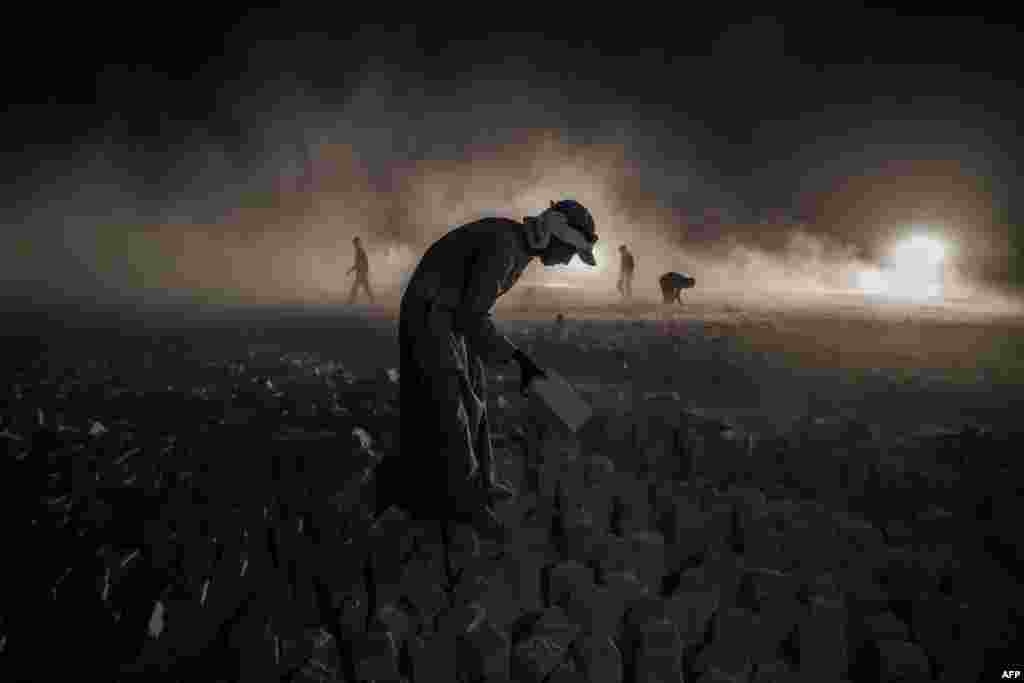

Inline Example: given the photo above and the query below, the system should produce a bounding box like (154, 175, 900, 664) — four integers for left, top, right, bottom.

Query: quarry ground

(121, 288, 1022, 439)
(13, 287, 1023, 440)
(4, 290, 1022, 681)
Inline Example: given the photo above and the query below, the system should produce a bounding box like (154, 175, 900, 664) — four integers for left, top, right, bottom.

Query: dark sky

(2, 11, 1021, 303)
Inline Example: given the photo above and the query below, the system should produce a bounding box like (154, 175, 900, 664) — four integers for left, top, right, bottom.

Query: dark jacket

(402, 217, 533, 367)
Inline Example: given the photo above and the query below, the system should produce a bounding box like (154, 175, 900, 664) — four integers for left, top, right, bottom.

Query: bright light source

(856, 233, 949, 301)
(855, 268, 888, 295)
(885, 268, 943, 301)
(892, 234, 946, 267)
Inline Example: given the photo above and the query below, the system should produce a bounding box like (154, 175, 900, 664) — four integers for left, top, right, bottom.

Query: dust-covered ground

(4, 290, 1023, 681)
(23, 286, 1020, 439)
(245, 289, 1024, 429)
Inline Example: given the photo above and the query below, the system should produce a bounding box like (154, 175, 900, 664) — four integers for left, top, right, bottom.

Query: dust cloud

(2, 59, 1019, 318)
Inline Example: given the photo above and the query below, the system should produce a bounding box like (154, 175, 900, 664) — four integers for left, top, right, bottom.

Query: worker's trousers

(348, 273, 375, 304)
(617, 272, 634, 298)
(390, 295, 494, 519)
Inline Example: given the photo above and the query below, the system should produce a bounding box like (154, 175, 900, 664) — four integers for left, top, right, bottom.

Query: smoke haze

(2, 31, 1017, 312)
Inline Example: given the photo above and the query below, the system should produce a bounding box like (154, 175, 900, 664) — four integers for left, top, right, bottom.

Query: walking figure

(347, 236, 375, 304)
(617, 245, 635, 300)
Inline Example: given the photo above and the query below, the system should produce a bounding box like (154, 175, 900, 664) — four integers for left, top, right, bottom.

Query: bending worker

(375, 199, 599, 540)
(659, 271, 696, 304)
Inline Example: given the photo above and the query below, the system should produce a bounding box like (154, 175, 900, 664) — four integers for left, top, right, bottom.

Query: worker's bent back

(659, 272, 696, 302)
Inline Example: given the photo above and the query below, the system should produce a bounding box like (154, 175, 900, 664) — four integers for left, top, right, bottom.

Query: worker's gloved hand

(514, 348, 547, 395)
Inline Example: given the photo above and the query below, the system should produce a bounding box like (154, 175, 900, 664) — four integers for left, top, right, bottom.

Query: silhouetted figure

(347, 236, 374, 304)
(659, 271, 696, 304)
(375, 199, 598, 541)
(617, 245, 635, 299)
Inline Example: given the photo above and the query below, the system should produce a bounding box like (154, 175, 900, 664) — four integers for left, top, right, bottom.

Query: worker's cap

(547, 199, 598, 266)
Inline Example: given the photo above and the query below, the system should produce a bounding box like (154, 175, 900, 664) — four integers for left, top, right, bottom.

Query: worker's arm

(454, 247, 520, 366)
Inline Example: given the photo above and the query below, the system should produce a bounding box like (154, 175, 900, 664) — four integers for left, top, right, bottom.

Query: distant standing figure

(347, 236, 375, 304)
(617, 245, 635, 299)
(659, 271, 696, 304)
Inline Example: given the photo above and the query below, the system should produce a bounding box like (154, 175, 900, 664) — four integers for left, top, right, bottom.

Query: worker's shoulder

(456, 216, 523, 244)
(461, 216, 522, 232)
